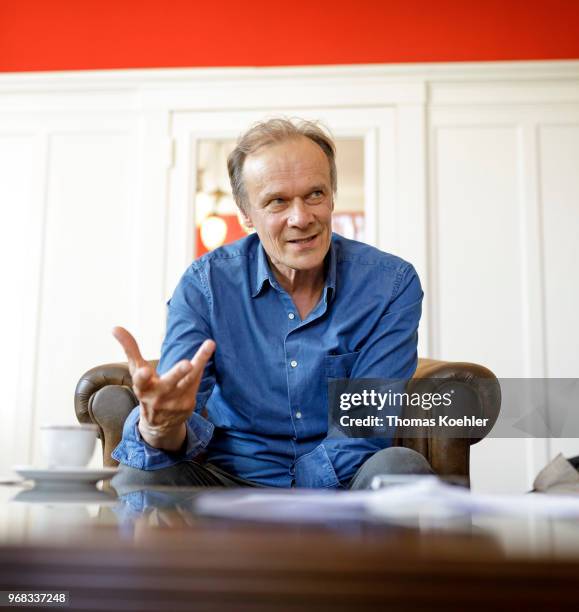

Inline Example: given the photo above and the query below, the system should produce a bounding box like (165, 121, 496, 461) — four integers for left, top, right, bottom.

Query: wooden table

(1, 484, 579, 611)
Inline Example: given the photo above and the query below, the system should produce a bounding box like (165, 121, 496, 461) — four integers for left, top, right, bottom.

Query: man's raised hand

(112, 326, 215, 450)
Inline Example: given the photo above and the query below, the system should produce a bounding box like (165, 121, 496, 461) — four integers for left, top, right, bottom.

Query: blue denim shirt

(112, 233, 422, 488)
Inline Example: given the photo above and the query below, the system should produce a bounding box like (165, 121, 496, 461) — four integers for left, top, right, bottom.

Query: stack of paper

(194, 476, 579, 524)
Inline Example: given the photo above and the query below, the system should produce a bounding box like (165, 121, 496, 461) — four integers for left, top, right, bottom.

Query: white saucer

(13, 465, 117, 489)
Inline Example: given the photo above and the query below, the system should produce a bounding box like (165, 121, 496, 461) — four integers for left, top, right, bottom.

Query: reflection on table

(2, 481, 579, 611)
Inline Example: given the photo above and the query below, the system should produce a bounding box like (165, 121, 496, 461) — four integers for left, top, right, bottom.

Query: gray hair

(227, 117, 337, 214)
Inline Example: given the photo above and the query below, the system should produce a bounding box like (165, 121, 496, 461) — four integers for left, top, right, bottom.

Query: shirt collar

(250, 235, 338, 299)
(251, 241, 275, 297)
(324, 236, 337, 302)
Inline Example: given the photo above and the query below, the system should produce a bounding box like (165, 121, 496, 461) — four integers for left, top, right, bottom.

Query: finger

(175, 368, 198, 391)
(159, 359, 193, 389)
(176, 340, 215, 391)
(132, 365, 156, 393)
(190, 339, 216, 370)
(112, 326, 147, 371)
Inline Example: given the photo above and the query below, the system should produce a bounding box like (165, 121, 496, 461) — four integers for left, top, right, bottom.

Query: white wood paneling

(540, 122, 579, 378)
(428, 101, 579, 491)
(429, 115, 532, 493)
(0, 61, 577, 490)
(0, 113, 140, 471)
(0, 134, 37, 470)
(395, 103, 429, 356)
(539, 119, 579, 462)
(431, 123, 525, 374)
(31, 128, 134, 462)
(129, 109, 174, 358)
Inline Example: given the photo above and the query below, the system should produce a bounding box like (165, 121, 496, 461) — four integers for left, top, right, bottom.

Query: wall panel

(31, 128, 135, 464)
(539, 121, 579, 461)
(540, 124, 579, 378)
(0, 134, 36, 471)
(433, 125, 525, 375)
(430, 119, 532, 492)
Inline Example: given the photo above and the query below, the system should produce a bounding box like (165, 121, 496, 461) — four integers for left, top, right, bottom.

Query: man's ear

(239, 206, 254, 229)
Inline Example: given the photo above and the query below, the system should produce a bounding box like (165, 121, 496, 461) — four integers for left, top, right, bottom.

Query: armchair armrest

(397, 358, 501, 484)
(74, 361, 158, 467)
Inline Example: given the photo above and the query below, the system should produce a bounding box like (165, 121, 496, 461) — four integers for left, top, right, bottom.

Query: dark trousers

(112, 446, 433, 495)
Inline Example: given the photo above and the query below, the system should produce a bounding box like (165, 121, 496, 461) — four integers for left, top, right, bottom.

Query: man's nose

(287, 198, 314, 227)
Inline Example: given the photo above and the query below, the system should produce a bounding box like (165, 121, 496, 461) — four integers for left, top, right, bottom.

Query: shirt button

(290, 360, 298, 368)
(288, 313, 295, 320)
(295, 411, 302, 419)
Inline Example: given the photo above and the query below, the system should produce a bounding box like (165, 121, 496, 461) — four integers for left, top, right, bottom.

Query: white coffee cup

(40, 424, 98, 468)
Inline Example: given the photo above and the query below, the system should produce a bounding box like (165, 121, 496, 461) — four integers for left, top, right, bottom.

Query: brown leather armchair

(75, 358, 500, 485)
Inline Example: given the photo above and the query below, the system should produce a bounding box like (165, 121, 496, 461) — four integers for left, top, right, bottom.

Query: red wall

(195, 216, 247, 258)
(1, 0, 579, 73)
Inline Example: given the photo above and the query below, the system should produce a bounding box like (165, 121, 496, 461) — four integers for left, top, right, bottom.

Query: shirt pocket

(324, 351, 359, 379)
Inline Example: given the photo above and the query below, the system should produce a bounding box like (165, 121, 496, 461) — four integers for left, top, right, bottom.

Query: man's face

(240, 136, 334, 278)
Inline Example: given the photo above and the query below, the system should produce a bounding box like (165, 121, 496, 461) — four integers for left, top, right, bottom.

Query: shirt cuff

(294, 444, 341, 489)
(111, 405, 214, 470)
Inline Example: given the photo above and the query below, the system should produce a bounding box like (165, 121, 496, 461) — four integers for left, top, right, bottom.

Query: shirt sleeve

(112, 263, 217, 470)
(294, 262, 423, 488)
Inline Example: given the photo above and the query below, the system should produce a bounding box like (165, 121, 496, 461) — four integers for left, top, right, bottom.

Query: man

(112, 118, 432, 490)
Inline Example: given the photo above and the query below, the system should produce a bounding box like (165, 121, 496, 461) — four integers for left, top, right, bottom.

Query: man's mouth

(287, 234, 318, 245)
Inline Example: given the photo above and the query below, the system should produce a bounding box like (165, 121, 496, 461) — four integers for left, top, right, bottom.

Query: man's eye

(309, 190, 323, 199)
(269, 198, 285, 207)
